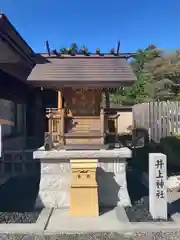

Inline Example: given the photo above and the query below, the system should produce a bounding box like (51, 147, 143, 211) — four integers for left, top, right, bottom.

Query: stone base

(35, 160, 70, 208)
(35, 149, 131, 208)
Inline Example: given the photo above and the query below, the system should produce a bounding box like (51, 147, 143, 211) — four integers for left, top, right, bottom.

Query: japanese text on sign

(155, 159, 165, 199)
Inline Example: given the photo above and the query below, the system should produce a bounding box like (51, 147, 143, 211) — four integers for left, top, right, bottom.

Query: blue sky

(1, 0, 180, 53)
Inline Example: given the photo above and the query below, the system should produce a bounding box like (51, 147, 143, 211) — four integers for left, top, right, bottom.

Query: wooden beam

(58, 89, 62, 109)
(47, 114, 53, 150)
(100, 108, 104, 144)
(105, 89, 110, 108)
(60, 108, 65, 145)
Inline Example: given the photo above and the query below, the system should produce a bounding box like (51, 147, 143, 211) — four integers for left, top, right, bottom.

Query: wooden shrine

(45, 88, 107, 148)
(27, 43, 136, 149)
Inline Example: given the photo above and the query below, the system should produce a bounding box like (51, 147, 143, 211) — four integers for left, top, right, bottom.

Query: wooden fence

(132, 101, 180, 142)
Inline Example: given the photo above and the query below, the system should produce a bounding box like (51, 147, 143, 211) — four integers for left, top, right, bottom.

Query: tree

(111, 45, 162, 105)
(145, 50, 180, 100)
(58, 43, 180, 103)
(131, 45, 162, 73)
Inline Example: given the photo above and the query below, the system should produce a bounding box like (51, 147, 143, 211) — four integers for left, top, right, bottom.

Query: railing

(45, 108, 65, 145)
(46, 108, 70, 117)
(45, 108, 106, 147)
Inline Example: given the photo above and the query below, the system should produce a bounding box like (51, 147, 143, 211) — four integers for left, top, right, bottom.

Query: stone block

(40, 161, 70, 174)
(39, 174, 70, 191)
(36, 190, 69, 208)
(98, 159, 126, 173)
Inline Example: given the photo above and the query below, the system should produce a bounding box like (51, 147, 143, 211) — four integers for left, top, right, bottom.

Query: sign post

(149, 153, 167, 220)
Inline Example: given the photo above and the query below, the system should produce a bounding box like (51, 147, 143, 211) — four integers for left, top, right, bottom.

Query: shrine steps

(70, 117, 101, 133)
(64, 130, 104, 145)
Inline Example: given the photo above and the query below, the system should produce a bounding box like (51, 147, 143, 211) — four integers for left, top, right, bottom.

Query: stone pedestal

(70, 159, 99, 216)
(97, 159, 131, 207)
(35, 160, 70, 208)
(34, 148, 132, 208)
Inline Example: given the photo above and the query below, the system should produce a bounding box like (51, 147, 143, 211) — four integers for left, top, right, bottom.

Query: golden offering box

(70, 159, 99, 216)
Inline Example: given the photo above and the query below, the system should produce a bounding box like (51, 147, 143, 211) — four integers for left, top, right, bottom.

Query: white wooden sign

(149, 153, 167, 219)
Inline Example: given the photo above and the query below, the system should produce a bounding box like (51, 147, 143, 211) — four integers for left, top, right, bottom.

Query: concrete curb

(0, 223, 179, 235)
(43, 222, 180, 234)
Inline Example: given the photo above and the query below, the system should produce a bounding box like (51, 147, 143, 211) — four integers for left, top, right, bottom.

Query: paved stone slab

(36, 208, 53, 229)
(116, 206, 129, 222)
(46, 208, 125, 232)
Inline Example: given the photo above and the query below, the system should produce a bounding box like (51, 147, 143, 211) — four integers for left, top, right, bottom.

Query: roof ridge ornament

(46, 40, 51, 56)
(116, 40, 120, 55)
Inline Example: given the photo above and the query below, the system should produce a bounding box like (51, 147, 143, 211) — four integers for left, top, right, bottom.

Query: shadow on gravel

(168, 198, 180, 216)
(0, 161, 40, 212)
(126, 164, 149, 204)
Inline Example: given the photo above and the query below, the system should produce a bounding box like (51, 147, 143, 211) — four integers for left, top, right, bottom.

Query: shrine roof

(0, 13, 137, 87)
(27, 54, 137, 88)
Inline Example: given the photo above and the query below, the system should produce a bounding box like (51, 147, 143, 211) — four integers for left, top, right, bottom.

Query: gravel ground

(0, 175, 40, 210)
(125, 196, 172, 222)
(0, 170, 41, 223)
(2, 232, 180, 240)
(133, 231, 180, 240)
(0, 211, 41, 223)
(126, 165, 172, 222)
(0, 233, 133, 240)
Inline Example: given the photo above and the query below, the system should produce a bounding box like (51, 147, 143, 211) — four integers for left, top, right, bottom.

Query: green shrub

(160, 136, 180, 166)
(173, 132, 180, 139)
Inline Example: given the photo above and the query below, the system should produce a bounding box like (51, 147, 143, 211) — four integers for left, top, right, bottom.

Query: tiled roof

(27, 56, 136, 87)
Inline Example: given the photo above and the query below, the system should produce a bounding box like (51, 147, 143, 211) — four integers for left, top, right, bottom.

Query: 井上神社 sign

(149, 153, 167, 220)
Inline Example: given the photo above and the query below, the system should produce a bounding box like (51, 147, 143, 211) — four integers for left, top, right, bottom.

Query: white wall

(117, 111, 133, 134)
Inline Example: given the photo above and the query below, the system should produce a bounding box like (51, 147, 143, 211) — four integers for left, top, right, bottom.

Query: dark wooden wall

(0, 70, 28, 103)
(0, 70, 44, 147)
